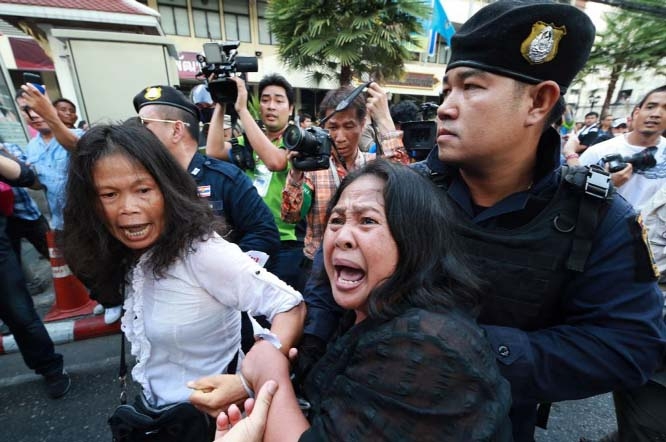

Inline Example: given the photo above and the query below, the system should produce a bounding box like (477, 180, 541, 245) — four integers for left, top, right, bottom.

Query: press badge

(197, 185, 211, 198)
(253, 164, 272, 197)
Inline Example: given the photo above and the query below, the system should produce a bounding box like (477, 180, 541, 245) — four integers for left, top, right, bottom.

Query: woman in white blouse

(62, 124, 304, 412)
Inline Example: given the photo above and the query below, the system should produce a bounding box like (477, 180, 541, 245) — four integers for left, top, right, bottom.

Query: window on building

(158, 0, 191, 36)
(192, 0, 222, 39)
(257, 0, 276, 45)
(223, 0, 251, 42)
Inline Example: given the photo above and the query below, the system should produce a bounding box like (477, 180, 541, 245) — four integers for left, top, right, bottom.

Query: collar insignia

(521, 21, 566, 65)
(144, 87, 162, 101)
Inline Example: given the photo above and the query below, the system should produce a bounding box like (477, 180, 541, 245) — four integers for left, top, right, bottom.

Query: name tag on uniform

(197, 185, 211, 198)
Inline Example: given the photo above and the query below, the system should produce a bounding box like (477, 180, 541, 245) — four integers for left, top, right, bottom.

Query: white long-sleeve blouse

(120, 233, 303, 406)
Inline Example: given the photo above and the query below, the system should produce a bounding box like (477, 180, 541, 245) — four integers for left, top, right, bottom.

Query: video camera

(283, 125, 332, 172)
(401, 102, 439, 160)
(602, 146, 658, 173)
(197, 41, 258, 104)
(401, 121, 437, 151)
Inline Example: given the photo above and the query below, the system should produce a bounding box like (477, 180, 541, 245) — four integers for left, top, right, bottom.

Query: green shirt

(237, 135, 297, 242)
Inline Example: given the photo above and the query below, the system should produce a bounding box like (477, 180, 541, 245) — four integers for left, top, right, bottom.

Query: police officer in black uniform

(299, 1, 666, 441)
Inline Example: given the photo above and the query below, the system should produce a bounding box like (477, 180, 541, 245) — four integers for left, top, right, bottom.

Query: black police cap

(133, 85, 201, 120)
(446, 0, 595, 94)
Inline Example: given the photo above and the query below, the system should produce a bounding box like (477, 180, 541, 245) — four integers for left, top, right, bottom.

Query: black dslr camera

(602, 146, 657, 173)
(197, 41, 258, 104)
(283, 125, 332, 171)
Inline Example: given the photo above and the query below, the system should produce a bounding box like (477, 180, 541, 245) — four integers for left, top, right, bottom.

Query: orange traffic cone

(44, 230, 97, 322)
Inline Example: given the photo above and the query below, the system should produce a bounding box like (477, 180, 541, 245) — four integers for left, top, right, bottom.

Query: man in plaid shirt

(281, 83, 408, 286)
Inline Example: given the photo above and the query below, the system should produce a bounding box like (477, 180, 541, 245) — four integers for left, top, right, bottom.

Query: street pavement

(0, 241, 618, 441)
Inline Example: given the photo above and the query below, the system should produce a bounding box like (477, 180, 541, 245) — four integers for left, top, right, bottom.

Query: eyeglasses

(138, 116, 190, 127)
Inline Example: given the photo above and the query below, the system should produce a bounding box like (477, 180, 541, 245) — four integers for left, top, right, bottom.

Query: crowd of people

(1, 0, 666, 441)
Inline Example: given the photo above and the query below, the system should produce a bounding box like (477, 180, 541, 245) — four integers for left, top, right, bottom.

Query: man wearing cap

(133, 85, 280, 260)
(282, 1, 666, 441)
(611, 117, 629, 137)
(419, 2, 666, 440)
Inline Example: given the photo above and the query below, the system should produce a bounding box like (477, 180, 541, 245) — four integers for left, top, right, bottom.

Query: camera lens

(284, 125, 303, 150)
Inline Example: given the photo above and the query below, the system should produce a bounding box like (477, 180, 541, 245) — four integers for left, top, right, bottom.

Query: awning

(9, 37, 54, 71)
(177, 51, 202, 81)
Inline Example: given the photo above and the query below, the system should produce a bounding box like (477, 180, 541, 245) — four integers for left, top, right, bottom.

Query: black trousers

(6, 215, 49, 263)
(0, 216, 62, 377)
(614, 380, 666, 442)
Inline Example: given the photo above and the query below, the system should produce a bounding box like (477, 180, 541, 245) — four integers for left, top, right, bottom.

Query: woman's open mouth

(334, 264, 366, 288)
(121, 224, 150, 240)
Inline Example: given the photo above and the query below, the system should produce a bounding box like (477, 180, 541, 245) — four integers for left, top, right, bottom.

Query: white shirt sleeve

(186, 234, 303, 322)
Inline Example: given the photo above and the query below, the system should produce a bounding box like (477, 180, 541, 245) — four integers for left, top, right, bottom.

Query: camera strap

(330, 159, 341, 188)
(230, 136, 255, 171)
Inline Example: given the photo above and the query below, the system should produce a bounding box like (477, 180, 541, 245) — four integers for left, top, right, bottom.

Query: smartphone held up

(22, 72, 46, 94)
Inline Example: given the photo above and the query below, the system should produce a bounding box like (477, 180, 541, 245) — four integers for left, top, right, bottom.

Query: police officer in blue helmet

(415, 0, 666, 440)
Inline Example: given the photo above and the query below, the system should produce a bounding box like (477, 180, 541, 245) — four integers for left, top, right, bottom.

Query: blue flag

(427, 0, 455, 56)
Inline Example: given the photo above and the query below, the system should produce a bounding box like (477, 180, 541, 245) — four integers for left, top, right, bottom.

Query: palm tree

(580, 2, 666, 115)
(267, 0, 430, 86)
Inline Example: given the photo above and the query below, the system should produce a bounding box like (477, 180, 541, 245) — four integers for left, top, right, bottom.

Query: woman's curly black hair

(63, 123, 225, 303)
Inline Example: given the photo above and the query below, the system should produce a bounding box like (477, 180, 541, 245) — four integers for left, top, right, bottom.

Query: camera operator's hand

(609, 162, 633, 188)
(286, 151, 307, 175)
(230, 76, 248, 115)
(365, 82, 395, 135)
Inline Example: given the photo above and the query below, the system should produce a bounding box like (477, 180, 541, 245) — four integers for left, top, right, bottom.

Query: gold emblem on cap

(520, 22, 566, 65)
(144, 87, 162, 101)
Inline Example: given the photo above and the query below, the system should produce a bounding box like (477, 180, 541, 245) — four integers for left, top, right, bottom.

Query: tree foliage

(579, 0, 666, 114)
(266, 0, 430, 86)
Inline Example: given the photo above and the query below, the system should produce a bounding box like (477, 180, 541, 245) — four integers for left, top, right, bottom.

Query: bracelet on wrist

(238, 373, 255, 399)
(564, 153, 579, 160)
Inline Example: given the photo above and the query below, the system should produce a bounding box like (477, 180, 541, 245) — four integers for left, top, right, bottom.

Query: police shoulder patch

(520, 21, 567, 65)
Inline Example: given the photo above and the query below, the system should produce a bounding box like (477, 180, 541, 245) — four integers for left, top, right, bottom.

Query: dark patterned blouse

(299, 308, 513, 441)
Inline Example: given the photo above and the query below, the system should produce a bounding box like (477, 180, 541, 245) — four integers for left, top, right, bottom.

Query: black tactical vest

(417, 164, 612, 331)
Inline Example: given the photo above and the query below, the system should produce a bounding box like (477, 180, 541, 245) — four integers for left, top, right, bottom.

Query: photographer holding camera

(281, 83, 408, 284)
(206, 72, 304, 290)
(579, 85, 666, 213)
